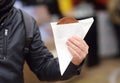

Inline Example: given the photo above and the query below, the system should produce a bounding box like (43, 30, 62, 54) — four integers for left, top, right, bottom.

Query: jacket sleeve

(25, 19, 84, 82)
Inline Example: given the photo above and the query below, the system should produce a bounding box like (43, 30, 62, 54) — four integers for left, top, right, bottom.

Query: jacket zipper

(3, 29, 8, 60)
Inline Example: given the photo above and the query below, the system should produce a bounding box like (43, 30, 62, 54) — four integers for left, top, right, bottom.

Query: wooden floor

(24, 57, 120, 83)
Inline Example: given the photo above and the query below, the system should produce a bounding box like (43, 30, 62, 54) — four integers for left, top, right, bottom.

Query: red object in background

(95, 0, 109, 10)
(96, 0, 109, 5)
(72, 0, 81, 6)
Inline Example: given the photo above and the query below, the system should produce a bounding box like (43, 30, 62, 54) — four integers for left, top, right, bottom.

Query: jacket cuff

(69, 60, 85, 75)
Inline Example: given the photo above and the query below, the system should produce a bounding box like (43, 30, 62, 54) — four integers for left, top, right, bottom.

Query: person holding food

(0, 0, 89, 83)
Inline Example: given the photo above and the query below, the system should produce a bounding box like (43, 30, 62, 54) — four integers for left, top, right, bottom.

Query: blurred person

(85, 0, 110, 67)
(0, 0, 89, 83)
(107, 0, 120, 58)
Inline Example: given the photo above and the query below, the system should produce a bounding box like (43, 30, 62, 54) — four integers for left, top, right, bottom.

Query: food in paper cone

(57, 17, 78, 25)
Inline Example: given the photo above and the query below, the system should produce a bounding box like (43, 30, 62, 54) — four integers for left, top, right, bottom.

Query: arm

(25, 19, 88, 82)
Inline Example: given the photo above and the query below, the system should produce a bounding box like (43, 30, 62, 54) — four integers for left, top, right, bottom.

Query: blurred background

(14, 0, 120, 83)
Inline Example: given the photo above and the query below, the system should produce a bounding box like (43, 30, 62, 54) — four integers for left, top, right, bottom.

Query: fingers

(67, 40, 86, 58)
(67, 36, 89, 54)
(66, 35, 89, 65)
(67, 45, 84, 65)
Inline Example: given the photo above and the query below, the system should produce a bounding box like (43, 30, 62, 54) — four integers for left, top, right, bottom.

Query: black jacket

(0, 7, 82, 83)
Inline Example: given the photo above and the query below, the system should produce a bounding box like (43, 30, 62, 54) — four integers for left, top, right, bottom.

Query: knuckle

(82, 54, 86, 59)
(86, 50, 89, 54)
(87, 45, 89, 50)
(85, 44, 89, 49)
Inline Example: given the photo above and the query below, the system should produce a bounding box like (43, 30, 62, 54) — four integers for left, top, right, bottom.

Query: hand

(66, 36, 89, 66)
